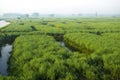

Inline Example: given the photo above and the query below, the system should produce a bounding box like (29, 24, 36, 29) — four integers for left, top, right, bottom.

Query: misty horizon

(0, 0, 120, 15)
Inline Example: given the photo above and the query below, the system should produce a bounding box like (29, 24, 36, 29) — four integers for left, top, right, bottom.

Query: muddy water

(0, 44, 12, 76)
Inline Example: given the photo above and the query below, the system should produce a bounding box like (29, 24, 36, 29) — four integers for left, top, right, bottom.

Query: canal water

(59, 41, 72, 52)
(0, 44, 12, 76)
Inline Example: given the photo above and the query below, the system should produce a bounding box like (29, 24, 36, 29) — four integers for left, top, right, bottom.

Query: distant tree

(78, 14, 82, 16)
(25, 14, 29, 18)
(49, 14, 55, 17)
(32, 13, 39, 18)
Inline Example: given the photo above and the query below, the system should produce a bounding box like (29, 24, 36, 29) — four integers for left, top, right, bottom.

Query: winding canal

(0, 44, 12, 76)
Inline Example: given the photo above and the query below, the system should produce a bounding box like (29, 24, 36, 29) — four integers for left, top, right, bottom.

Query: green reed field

(0, 17, 120, 80)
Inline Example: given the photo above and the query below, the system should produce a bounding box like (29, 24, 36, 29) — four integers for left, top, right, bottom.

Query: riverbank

(0, 21, 10, 28)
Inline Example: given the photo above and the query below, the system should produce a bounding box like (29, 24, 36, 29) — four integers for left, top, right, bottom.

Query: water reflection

(0, 44, 12, 76)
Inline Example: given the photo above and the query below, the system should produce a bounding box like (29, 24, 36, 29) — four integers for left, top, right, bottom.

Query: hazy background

(0, 0, 120, 15)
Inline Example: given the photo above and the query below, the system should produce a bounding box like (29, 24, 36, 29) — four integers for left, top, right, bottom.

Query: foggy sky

(0, 0, 120, 15)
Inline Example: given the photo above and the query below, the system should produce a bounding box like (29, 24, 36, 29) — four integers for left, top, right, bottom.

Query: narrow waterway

(59, 41, 72, 52)
(52, 35, 73, 52)
(0, 44, 12, 76)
